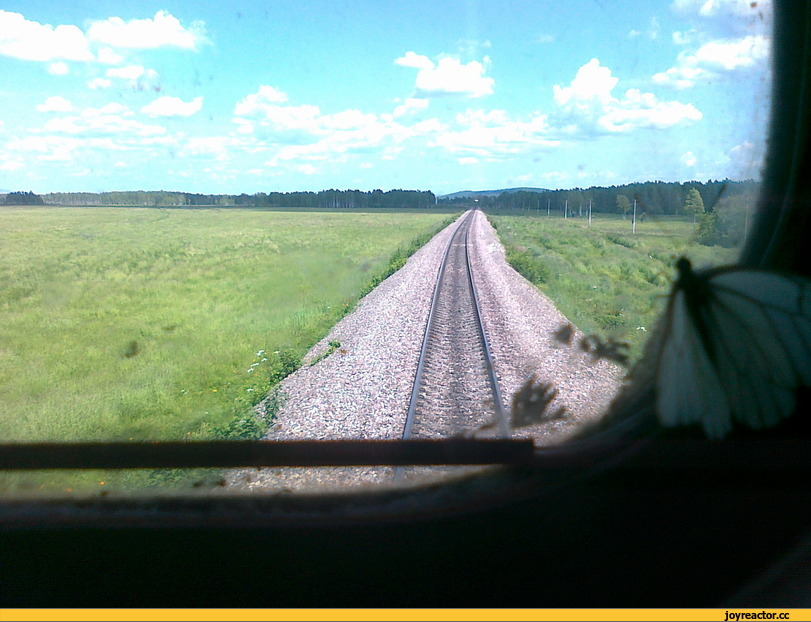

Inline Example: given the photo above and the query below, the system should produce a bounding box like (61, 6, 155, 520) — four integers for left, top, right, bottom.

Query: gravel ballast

(227, 210, 624, 492)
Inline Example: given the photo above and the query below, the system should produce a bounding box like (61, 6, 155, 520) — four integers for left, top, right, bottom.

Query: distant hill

(438, 187, 550, 200)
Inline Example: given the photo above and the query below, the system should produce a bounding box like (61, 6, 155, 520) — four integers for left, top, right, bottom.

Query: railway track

(401, 209, 509, 448)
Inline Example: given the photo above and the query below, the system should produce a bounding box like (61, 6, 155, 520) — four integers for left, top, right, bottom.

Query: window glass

(0, 0, 772, 495)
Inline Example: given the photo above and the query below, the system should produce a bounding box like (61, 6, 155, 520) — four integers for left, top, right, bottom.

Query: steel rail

(400, 211, 468, 439)
(463, 214, 510, 437)
(401, 209, 508, 441)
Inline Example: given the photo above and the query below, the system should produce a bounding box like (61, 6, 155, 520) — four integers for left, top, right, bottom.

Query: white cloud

(0, 10, 93, 62)
(537, 34, 555, 44)
(84, 103, 131, 117)
(47, 61, 69, 75)
(86, 11, 207, 50)
(726, 140, 765, 178)
(0, 156, 24, 171)
(433, 108, 557, 157)
(36, 96, 74, 113)
(673, 29, 699, 45)
(628, 16, 661, 40)
(296, 164, 318, 175)
(458, 157, 479, 165)
(233, 86, 289, 116)
(672, 0, 771, 19)
(87, 78, 112, 90)
(691, 35, 769, 70)
(652, 65, 711, 89)
(681, 151, 698, 167)
(396, 52, 495, 98)
(141, 96, 203, 118)
(394, 51, 434, 70)
(653, 34, 769, 89)
(393, 98, 429, 117)
(183, 136, 233, 161)
(38, 103, 166, 137)
(106, 65, 157, 81)
(553, 59, 702, 134)
(649, 17, 661, 39)
(8, 135, 122, 163)
(97, 47, 125, 65)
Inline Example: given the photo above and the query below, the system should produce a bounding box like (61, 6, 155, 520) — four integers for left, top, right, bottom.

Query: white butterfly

(654, 257, 811, 439)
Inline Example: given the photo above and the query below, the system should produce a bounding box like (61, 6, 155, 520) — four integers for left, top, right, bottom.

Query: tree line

(41, 188, 437, 209)
(442, 179, 759, 219)
(2, 191, 45, 206)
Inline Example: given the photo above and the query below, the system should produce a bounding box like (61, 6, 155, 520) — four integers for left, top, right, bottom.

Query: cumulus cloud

(0, 10, 93, 62)
(652, 65, 711, 89)
(432, 108, 557, 157)
(653, 35, 769, 88)
(656, 0, 772, 88)
(726, 140, 765, 178)
(396, 52, 494, 98)
(394, 51, 434, 70)
(97, 47, 125, 65)
(47, 62, 69, 75)
(393, 98, 429, 117)
(36, 96, 74, 113)
(0, 9, 205, 75)
(553, 59, 702, 134)
(681, 151, 697, 167)
(38, 103, 166, 137)
(183, 136, 234, 161)
(86, 10, 208, 50)
(231, 85, 446, 168)
(141, 96, 203, 118)
(106, 65, 157, 81)
(87, 78, 112, 90)
(691, 35, 769, 70)
(671, 0, 771, 20)
(233, 85, 289, 116)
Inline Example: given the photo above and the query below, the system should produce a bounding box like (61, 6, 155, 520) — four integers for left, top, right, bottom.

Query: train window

(0, 0, 784, 503)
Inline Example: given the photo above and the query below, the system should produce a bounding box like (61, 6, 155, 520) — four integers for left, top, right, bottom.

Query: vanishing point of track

(402, 209, 510, 442)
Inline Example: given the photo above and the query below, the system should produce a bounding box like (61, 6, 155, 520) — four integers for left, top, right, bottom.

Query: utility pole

(632, 198, 637, 234)
(588, 199, 592, 227)
(564, 199, 568, 219)
(547, 198, 550, 217)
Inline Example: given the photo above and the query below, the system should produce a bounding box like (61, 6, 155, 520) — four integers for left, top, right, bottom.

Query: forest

(41, 188, 437, 209)
(2, 191, 45, 206)
(439, 179, 759, 218)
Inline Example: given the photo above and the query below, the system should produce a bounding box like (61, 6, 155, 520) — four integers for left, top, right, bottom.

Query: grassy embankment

(488, 211, 739, 364)
(0, 207, 457, 492)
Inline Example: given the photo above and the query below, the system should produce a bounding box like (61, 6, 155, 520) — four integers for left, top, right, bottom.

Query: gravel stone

(227, 210, 624, 492)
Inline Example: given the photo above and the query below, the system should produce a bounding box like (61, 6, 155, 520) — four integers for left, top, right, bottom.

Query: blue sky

(0, 0, 772, 195)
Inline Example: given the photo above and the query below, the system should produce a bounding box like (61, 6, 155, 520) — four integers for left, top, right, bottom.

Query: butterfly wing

(656, 266, 811, 439)
(656, 288, 732, 438)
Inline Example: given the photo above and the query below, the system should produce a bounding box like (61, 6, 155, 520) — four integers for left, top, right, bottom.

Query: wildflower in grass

(257, 350, 265, 357)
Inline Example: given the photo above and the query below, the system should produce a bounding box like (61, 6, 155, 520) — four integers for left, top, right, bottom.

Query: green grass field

(488, 210, 740, 364)
(0, 207, 456, 491)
